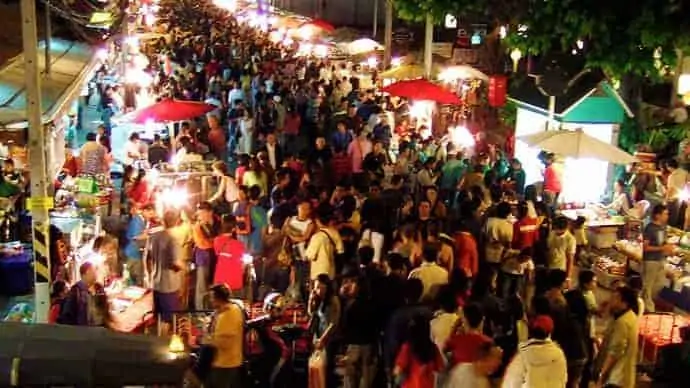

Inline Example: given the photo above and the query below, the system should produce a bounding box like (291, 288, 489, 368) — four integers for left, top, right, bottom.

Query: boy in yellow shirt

(205, 284, 245, 388)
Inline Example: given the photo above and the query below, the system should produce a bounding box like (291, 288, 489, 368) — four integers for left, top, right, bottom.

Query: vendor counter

(0, 244, 33, 296)
(561, 208, 626, 249)
(108, 286, 154, 333)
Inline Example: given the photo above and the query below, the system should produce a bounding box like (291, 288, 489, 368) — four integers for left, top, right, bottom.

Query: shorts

(154, 291, 180, 323)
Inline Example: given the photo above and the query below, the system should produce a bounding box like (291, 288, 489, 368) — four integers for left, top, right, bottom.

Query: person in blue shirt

(124, 203, 156, 286)
(331, 121, 353, 154)
(440, 151, 467, 204)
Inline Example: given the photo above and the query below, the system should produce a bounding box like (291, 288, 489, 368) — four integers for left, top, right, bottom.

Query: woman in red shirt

(126, 169, 151, 209)
(542, 154, 562, 209)
(213, 215, 246, 295)
(394, 316, 444, 388)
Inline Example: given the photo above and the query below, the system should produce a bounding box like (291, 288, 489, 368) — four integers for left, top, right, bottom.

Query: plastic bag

(308, 350, 326, 388)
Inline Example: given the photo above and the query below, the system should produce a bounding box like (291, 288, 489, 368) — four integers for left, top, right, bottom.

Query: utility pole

(21, 0, 52, 324)
(44, 1, 51, 76)
(383, 0, 393, 68)
(423, 14, 433, 78)
(372, 0, 378, 38)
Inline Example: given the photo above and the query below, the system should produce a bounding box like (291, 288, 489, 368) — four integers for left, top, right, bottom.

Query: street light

(510, 48, 522, 72)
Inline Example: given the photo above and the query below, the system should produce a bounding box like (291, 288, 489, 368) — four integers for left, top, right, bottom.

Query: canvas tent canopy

(0, 322, 189, 386)
(0, 38, 97, 130)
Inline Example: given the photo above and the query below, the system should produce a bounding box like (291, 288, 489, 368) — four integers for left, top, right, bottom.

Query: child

(48, 280, 68, 324)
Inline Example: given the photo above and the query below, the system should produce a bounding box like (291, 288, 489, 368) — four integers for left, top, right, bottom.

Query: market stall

(561, 206, 627, 249)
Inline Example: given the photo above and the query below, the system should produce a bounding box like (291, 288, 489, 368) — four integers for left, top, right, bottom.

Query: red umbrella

(301, 19, 335, 32)
(124, 99, 217, 124)
(381, 79, 461, 105)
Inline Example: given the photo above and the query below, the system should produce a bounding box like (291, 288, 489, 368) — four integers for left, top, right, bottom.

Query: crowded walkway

(44, 1, 679, 388)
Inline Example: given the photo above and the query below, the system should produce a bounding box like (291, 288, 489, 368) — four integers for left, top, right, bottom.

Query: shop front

(0, 37, 101, 315)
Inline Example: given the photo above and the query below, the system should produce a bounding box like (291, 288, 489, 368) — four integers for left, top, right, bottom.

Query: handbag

(277, 238, 293, 267)
(308, 350, 326, 388)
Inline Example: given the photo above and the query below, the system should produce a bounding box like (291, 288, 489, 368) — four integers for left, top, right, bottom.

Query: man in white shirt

(124, 132, 142, 167)
(547, 216, 577, 279)
(408, 246, 448, 302)
(227, 81, 245, 108)
(502, 315, 567, 388)
(305, 205, 343, 280)
(484, 202, 514, 266)
(448, 342, 502, 388)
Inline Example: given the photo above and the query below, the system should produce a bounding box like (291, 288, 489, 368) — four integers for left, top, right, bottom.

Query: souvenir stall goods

(593, 255, 628, 289)
(0, 242, 32, 296)
(54, 173, 114, 219)
(108, 284, 154, 333)
(639, 313, 690, 365)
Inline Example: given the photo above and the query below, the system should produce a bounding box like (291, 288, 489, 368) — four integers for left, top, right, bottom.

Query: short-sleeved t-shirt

(395, 343, 444, 388)
(150, 230, 181, 293)
(212, 303, 244, 368)
(643, 222, 666, 261)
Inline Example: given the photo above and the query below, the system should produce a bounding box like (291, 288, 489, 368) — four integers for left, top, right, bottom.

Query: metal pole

(383, 0, 393, 68)
(44, 1, 51, 76)
(372, 0, 378, 38)
(21, 0, 51, 324)
(423, 13, 433, 78)
(547, 95, 556, 130)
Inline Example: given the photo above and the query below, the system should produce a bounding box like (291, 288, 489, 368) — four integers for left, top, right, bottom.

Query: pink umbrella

(381, 79, 461, 105)
(300, 19, 335, 32)
(124, 99, 216, 124)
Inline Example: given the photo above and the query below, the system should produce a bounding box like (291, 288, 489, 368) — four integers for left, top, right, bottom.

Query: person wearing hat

(502, 315, 567, 388)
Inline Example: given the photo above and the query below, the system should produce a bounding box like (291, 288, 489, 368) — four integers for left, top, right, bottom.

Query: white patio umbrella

(438, 65, 490, 81)
(346, 38, 383, 55)
(518, 129, 637, 164)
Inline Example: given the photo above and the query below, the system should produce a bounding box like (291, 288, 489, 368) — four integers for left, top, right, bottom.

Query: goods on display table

(55, 174, 114, 219)
(614, 227, 690, 312)
(0, 242, 33, 296)
(561, 207, 626, 248)
(107, 284, 154, 333)
(639, 313, 690, 364)
(593, 255, 627, 289)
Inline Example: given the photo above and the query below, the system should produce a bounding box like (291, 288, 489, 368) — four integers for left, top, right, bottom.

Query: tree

(393, 0, 690, 80)
(503, 0, 690, 81)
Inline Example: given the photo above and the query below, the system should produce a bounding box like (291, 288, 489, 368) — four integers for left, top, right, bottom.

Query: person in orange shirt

(207, 115, 227, 162)
(454, 222, 479, 279)
(192, 202, 220, 310)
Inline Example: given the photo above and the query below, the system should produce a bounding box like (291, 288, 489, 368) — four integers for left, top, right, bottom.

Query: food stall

(561, 206, 627, 248)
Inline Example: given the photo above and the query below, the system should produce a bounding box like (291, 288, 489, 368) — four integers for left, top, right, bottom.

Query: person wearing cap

(448, 341, 503, 388)
(502, 315, 567, 388)
(593, 286, 639, 388)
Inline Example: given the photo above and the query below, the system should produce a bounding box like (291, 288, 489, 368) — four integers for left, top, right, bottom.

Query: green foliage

(504, 0, 690, 80)
(393, 0, 690, 80)
(618, 116, 690, 153)
(498, 100, 517, 128)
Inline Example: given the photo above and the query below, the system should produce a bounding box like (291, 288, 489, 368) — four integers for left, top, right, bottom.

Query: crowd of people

(43, 1, 667, 387)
